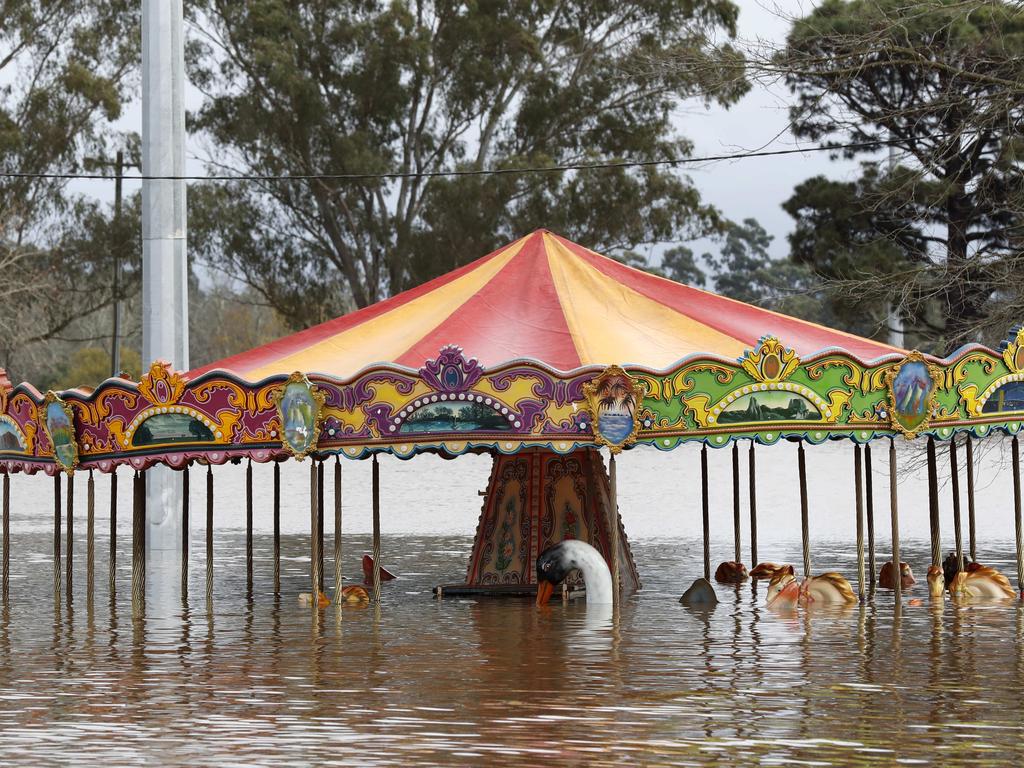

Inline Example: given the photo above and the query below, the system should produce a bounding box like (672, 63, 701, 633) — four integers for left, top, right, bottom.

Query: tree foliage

(187, 0, 748, 327)
(0, 1, 141, 378)
(776, 0, 1024, 348)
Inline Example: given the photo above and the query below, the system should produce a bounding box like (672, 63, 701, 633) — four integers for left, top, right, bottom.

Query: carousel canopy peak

(187, 230, 902, 381)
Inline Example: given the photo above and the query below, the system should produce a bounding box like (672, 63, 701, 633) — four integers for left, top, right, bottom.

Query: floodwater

(2, 441, 1024, 765)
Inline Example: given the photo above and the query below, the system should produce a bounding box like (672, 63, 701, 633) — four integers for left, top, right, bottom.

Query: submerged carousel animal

(879, 561, 916, 590)
(679, 578, 718, 607)
(299, 591, 331, 608)
(927, 565, 945, 598)
(750, 562, 790, 580)
(536, 540, 613, 606)
(949, 564, 1017, 601)
(765, 569, 856, 609)
(714, 561, 749, 583)
(941, 551, 974, 588)
(339, 585, 370, 606)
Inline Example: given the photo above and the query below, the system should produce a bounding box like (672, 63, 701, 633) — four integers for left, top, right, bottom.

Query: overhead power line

(0, 135, 932, 183)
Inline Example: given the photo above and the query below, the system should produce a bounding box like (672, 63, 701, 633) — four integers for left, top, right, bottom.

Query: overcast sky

(76, 0, 856, 267)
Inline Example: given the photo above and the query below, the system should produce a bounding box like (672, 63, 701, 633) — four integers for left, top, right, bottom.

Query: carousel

(1, 230, 1022, 608)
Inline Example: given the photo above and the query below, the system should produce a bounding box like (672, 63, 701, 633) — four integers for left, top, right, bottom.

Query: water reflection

(0, 535, 1023, 764)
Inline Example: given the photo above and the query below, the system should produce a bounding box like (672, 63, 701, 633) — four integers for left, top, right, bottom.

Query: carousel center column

(142, 0, 189, 555)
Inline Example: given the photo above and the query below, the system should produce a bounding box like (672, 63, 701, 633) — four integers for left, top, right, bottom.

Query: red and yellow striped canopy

(190, 230, 899, 380)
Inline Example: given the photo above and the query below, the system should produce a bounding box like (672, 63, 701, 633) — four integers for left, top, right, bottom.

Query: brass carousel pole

(246, 459, 253, 595)
(926, 437, 941, 567)
(965, 435, 977, 562)
(371, 454, 382, 604)
(748, 441, 758, 569)
(854, 444, 865, 602)
(317, 459, 325, 593)
(864, 443, 877, 592)
(701, 444, 710, 581)
(609, 452, 621, 604)
(66, 471, 74, 600)
(131, 470, 146, 610)
(310, 459, 320, 601)
(273, 462, 280, 596)
(53, 473, 62, 601)
(108, 471, 117, 597)
(205, 465, 213, 606)
(2, 471, 8, 601)
(1013, 436, 1024, 598)
(333, 456, 343, 604)
(87, 469, 95, 601)
(950, 438, 964, 568)
(181, 464, 189, 598)
(889, 440, 902, 605)
(731, 442, 741, 564)
(798, 442, 810, 578)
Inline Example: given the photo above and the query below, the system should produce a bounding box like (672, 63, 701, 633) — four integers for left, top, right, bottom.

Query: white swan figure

(535, 540, 613, 605)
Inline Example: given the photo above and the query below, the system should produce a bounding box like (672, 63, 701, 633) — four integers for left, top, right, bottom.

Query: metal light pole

(142, 0, 188, 552)
(86, 149, 139, 377)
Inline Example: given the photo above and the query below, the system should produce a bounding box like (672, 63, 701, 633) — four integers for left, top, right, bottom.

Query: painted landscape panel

(719, 391, 820, 424)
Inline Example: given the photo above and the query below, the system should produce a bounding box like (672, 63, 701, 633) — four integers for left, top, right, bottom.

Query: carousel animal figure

(949, 564, 1017, 601)
(339, 585, 370, 606)
(765, 569, 800, 609)
(679, 578, 718, 607)
(750, 562, 790, 580)
(299, 590, 331, 608)
(799, 573, 858, 606)
(942, 551, 972, 588)
(927, 565, 945, 599)
(536, 540, 613, 606)
(879, 561, 916, 590)
(714, 561, 749, 583)
(766, 569, 856, 609)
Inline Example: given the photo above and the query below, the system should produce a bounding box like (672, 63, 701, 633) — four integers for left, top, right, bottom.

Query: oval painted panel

(280, 382, 318, 454)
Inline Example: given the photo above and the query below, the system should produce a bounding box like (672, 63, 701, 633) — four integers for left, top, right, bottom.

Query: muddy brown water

(2, 443, 1024, 765)
(1, 529, 1024, 766)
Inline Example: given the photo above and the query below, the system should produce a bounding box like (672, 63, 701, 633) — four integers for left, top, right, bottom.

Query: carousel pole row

(950, 438, 964, 569)
(310, 459, 320, 602)
(246, 459, 253, 595)
(700, 444, 710, 581)
(205, 465, 213, 605)
(748, 441, 758, 569)
(1013, 436, 1024, 597)
(273, 462, 281, 596)
(2, 471, 8, 601)
(87, 469, 95, 601)
(798, 442, 810, 578)
(609, 452, 621, 604)
(965, 435, 977, 562)
(333, 456, 343, 605)
(731, 443, 741, 564)
(864, 443, 877, 592)
(181, 464, 190, 598)
(889, 439, 902, 604)
(109, 472, 117, 597)
(53, 473, 61, 601)
(854, 444, 865, 602)
(131, 470, 146, 609)
(371, 454, 382, 604)
(66, 471, 74, 601)
(926, 437, 941, 567)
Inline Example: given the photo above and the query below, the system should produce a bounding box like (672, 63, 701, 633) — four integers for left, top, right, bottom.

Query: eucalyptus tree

(187, 0, 748, 326)
(0, 1, 140, 375)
